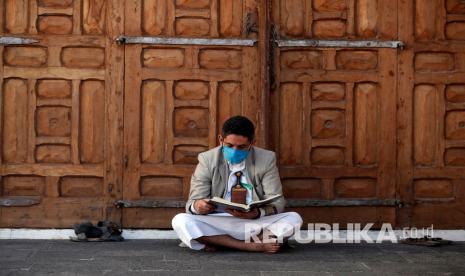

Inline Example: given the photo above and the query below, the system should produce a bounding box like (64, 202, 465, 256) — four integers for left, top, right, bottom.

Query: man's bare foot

(195, 234, 281, 253)
(246, 239, 281, 253)
(254, 229, 279, 244)
(201, 244, 218, 252)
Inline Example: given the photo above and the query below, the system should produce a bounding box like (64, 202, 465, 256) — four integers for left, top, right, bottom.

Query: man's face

(219, 134, 254, 150)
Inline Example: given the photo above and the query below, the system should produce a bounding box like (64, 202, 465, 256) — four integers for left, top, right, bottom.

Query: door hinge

(270, 24, 279, 91)
(245, 12, 259, 36)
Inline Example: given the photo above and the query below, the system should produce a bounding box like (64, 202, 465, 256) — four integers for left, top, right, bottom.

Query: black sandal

(400, 235, 452, 247)
(70, 220, 124, 242)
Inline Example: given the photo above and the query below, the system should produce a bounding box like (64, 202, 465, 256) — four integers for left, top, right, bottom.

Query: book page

(207, 194, 282, 212)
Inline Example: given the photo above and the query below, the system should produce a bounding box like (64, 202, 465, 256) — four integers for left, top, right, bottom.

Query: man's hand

(226, 207, 260, 219)
(193, 199, 216, 215)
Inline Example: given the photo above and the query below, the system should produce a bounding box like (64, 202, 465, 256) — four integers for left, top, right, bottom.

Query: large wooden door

(397, 0, 465, 228)
(270, 0, 398, 228)
(121, 0, 266, 228)
(1, 1, 464, 229)
(0, 0, 123, 227)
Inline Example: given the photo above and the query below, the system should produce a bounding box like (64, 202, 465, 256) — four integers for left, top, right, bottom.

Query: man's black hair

(221, 115, 255, 141)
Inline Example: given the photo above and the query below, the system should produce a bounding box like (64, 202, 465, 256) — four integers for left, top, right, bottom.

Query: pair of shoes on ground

(400, 235, 452, 247)
(70, 221, 124, 242)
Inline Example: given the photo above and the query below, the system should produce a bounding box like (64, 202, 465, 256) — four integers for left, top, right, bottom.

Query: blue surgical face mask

(222, 144, 249, 164)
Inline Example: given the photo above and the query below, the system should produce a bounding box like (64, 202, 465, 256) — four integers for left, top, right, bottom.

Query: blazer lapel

(246, 147, 256, 187)
(218, 150, 228, 197)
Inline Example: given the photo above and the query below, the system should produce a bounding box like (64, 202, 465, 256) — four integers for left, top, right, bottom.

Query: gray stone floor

(1, 240, 464, 275)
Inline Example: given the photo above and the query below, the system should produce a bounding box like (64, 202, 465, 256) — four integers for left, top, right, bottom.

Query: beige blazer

(186, 146, 286, 215)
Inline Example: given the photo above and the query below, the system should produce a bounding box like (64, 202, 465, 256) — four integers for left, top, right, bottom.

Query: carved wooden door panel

(121, 0, 266, 228)
(2, 1, 463, 229)
(0, 0, 123, 227)
(397, 0, 465, 228)
(270, 0, 398, 227)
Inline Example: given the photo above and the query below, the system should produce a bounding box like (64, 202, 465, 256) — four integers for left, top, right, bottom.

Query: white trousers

(172, 211, 303, 250)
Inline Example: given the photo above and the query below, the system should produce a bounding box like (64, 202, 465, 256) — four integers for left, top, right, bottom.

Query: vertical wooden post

(397, 0, 415, 228)
(105, 0, 125, 223)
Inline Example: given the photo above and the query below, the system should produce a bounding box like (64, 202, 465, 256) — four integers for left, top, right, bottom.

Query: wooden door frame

(104, 0, 125, 225)
(120, 0, 269, 228)
(267, 0, 399, 228)
(117, 0, 401, 228)
(0, 0, 125, 227)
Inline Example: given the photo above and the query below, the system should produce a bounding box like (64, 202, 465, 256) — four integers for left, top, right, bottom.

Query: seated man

(172, 116, 303, 253)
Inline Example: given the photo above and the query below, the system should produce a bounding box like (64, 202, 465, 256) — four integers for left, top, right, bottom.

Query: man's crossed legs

(172, 211, 303, 253)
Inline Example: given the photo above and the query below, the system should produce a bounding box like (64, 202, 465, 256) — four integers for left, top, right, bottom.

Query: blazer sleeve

(261, 152, 286, 214)
(185, 153, 212, 214)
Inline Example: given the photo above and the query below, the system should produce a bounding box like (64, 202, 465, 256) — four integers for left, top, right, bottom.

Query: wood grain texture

(120, 0, 265, 227)
(82, 0, 106, 34)
(398, 0, 465, 227)
(0, 0, 122, 227)
(141, 81, 166, 163)
(2, 79, 28, 163)
(1, 0, 463, 228)
(272, 0, 400, 227)
(79, 80, 104, 164)
(5, 0, 28, 34)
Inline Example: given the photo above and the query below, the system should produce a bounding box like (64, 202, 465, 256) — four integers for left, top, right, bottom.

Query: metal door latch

(114, 199, 185, 208)
(115, 36, 257, 47)
(0, 36, 39, 45)
(276, 39, 404, 49)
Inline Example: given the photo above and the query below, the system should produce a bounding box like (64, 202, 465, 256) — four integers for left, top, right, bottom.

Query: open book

(206, 194, 282, 212)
